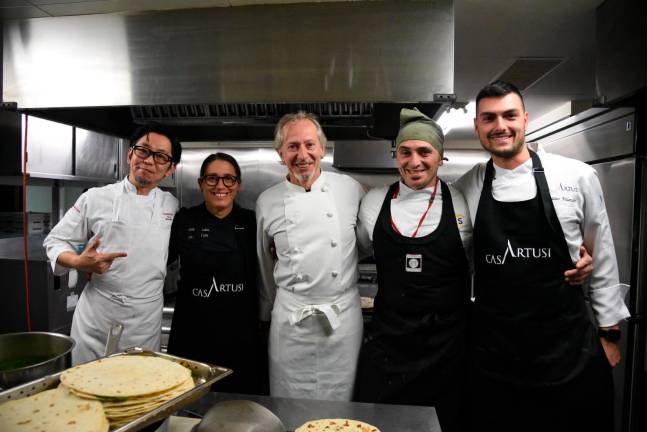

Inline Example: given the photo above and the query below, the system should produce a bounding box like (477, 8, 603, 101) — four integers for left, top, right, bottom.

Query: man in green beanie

(354, 108, 472, 432)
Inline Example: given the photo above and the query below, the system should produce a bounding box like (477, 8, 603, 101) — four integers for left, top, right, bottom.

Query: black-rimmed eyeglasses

(131, 145, 173, 165)
(199, 175, 239, 187)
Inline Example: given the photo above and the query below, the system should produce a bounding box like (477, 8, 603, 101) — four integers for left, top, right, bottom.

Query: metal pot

(0, 332, 75, 390)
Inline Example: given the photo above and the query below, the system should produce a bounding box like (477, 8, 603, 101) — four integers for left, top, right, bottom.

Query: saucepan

(192, 400, 286, 432)
(0, 332, 75, 390)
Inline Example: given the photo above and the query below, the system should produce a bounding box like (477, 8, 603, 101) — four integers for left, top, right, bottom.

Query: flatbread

(0, 387, 108, 432)
(59, 355, 194, 429)
(60, 355, 191, 397)
(295, 418, 380, 432)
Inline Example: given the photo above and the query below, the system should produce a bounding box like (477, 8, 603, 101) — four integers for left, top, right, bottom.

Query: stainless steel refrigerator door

(593, 158, 635, 286)
(591, 158, 635, 432)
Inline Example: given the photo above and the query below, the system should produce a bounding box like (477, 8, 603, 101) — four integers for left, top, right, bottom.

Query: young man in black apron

(355, 108, 472, 432)
(455, 80, 630, 432)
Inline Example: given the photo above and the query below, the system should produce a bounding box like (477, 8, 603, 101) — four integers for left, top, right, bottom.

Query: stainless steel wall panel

(24, 116, 73, 177)
(3, 1, 454, 108)
(75, 128, 119, 180)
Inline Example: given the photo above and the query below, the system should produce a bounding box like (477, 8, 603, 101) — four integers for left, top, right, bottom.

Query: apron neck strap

(528, 150, 560, 238)
(483, 150, 563, 243)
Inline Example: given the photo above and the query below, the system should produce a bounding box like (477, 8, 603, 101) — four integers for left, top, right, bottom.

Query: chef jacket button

(322, 186, 328, 192)
(326, 212, 333, 217)
(296, 274, 304, 282)
(331, 240, 337, 247)
(331, 271, 338, 277)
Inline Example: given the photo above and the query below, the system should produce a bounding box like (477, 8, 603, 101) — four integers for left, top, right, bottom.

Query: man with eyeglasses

(256, 111, 365, 401)
(44, 124, 182, 365)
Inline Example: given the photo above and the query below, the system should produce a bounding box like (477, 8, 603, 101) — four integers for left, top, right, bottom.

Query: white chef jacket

(453, 150, 630, 327)
(256, 171, 365, 321)
(255, 171, 365, 400)
(43, 178, 177, 363)
(357, 179, 473, 258)
(44, 178, 177, 280)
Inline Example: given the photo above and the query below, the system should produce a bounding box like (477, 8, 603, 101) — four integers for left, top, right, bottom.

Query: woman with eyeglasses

(166, 152, 262, 394)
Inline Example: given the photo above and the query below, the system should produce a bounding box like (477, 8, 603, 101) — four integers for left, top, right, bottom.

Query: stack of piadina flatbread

(295, 418, 380, 432)
(0, 355, 194, 431)
(0, 386, 109, 432)
(59, 355, 194, 429)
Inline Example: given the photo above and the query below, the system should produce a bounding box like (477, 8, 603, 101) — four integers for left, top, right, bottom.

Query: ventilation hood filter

(130, 102, 375, 126)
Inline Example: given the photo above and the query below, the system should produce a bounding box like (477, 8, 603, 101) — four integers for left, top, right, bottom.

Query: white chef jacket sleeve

(255, 196, 278, 322)
(447, 184, 473, 263)
(356, 186, 388, 258)
(43, 192, 91, 276)
(579, 168, 630, 327)
(452, 163, 486, 226)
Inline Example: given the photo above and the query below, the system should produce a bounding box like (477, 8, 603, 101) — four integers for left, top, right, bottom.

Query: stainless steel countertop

(182, 392, 441, 432)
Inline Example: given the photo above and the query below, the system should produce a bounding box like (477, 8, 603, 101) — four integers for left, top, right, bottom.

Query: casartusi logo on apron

(485, 239, 552, 265)
(192, 277, 244, 297)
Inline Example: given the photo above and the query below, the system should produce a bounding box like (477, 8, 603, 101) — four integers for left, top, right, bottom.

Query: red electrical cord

(22, 115, 32, 331)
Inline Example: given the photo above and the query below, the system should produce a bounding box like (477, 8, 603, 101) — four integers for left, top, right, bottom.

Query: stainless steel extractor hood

(2, 0, 454, 140)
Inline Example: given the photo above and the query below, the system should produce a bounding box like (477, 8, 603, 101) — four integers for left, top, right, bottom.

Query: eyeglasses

(131, 145, 173, 165)
(199, 175, 239, 187)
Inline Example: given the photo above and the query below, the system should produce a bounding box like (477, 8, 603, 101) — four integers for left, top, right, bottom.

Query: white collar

(285, 171, 327, 192)
(397, 180, 435, 199)
(122, 176, 157, 198)
(123, 177, 138, 194)
(493, 157, 533, 178)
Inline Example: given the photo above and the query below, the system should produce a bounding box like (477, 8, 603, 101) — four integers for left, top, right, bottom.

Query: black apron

(355, 181, 470, 429)
(167, 205, 260, 394)
(472, 151, 597, 387)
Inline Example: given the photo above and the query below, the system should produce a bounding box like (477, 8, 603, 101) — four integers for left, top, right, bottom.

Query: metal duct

(2, 1, 454, 109)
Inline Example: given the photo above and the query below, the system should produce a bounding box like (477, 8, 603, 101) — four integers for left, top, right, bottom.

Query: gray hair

(273, 111, 328, 150)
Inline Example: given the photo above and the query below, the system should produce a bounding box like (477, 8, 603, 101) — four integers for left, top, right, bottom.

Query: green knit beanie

(395, 108, 444, 158)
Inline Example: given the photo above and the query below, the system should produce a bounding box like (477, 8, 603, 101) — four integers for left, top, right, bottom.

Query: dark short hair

(199, 152, 242, 180)
(130, 123, 182, 164)
(476, 80, 525, 112)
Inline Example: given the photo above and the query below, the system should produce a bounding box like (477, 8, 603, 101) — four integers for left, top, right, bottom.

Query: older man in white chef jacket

(454, 80, 630, 431)
(256, 111, 365, 400)
(44, 124, 181, 365)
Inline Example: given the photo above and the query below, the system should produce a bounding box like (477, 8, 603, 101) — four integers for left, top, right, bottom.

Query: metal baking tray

(0, 347, 232, 432)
